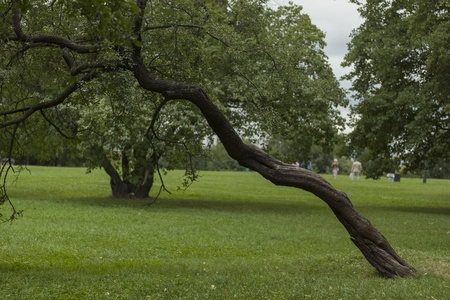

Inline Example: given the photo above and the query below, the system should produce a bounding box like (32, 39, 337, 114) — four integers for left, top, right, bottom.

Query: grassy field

(1, 166, 449, 299)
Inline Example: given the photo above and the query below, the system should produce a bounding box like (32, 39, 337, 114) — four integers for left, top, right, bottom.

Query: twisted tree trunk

(131, 54, 415, 278)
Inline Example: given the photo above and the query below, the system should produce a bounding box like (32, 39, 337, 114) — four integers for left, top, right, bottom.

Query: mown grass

(1, 166, 449, 299)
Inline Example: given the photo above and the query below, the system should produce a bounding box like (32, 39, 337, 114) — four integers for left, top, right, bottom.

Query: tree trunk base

(350, 227, 415, 278)
(110, 179, 153, 199)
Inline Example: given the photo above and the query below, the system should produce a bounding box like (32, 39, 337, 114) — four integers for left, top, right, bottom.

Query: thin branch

(144, 24, 203, 31)
(144, 149, 171, 207)
(143, 23, 230, 47)
(61, 48, 131, 75)
(132, 0, 147, 57)
(0, 123, 23, 223)
(49, 0, 57, 8)
(1, 0, 12, 17)
(40, 109, 77, 139)
(0, 72, 97, 129)
(12, 8, 96, 53)
(145, 98, 171, 141)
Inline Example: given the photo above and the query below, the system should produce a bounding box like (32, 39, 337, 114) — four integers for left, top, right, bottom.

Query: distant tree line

(21, 141, 450, 179)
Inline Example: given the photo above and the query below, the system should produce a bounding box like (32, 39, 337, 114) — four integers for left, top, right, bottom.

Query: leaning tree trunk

(131, 0, 415, 277)
(132, 62, 415, 279)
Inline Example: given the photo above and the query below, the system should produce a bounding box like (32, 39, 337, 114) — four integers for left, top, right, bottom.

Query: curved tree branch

(131, 24, 415, 276)
(61, 48, 129, 76)
(0, 73, 96, 129)
(12, 8, 96, 53)
(39, 110, 77, 139)
(0, 123, 23, 223)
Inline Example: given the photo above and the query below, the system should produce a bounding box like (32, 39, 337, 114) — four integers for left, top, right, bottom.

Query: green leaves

(2, 0, 345, 190)
(344, 0, 450, 177)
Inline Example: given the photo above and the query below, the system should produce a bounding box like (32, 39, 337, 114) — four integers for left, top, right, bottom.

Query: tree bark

(193, 91, 415, 278)
(131, 167, 154, 198)
(101, 154, 131, 199)
(101, 146, 156, 199)
(103, 161, 154, 199)
(131, 54, 415, 277)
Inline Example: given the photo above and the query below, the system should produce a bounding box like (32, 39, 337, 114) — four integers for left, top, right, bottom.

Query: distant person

(300, 161, 312, 170)
(387, 168, 395, 182)
(331, 159, 339, 179)
(350, 159, 362, 181)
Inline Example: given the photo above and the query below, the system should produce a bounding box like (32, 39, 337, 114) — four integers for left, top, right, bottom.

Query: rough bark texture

(104, 164, 154, 199)
(101, 151, 155, 199)
(131, 49, 415, 277)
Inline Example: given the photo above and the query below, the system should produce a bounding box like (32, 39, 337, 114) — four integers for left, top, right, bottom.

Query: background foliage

(344, 0, 450, 178)
(0, 0, 347, 198)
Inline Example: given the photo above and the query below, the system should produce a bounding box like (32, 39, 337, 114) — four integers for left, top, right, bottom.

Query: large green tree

(343, 0, 450, 178)
(0, 0, 415, 277)
(1, 0, 345, 198)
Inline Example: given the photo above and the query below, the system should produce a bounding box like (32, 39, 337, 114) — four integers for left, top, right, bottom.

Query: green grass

(1, 166, 449, 299)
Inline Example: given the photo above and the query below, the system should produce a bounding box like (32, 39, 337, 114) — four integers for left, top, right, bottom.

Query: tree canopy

(343, 0, 450, 178)
(0, 0, 416, 277)
(1, 0, 346, 197)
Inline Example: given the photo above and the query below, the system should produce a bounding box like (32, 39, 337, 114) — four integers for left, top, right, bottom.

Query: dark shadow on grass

(24, 195, 329, 215)
(384, 205, 450, 216)
(156, 197, 328, 215)
(356, 204, 450, 216)
(18, 193, 450, 217)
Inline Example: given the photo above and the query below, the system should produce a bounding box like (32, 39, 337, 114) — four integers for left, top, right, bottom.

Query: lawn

(1, 166, 449, 299)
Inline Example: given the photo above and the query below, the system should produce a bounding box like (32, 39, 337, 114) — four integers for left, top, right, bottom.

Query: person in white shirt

(350, 159, 362, 181)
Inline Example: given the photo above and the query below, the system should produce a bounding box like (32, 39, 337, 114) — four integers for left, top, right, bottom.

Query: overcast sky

(269, 0, 363, 91)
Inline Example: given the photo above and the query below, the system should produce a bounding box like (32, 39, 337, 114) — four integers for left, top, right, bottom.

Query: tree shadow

(386, 205, 450, 216)
(356, 204, 450, 216)
(156, 197, 328, 215)
(21, 192, 450, 217)
(31, 194, 329, 216)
